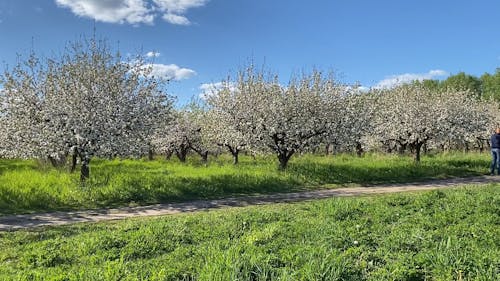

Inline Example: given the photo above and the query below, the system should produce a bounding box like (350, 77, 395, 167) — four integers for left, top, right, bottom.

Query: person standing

(490, 128, 500, 175)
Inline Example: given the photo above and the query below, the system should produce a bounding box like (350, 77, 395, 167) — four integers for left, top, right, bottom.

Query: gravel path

(1, 176, 499, 231)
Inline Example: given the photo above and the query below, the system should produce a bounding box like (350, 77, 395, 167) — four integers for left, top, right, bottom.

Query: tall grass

(0, 186, 498, 280)
(0, 152, 491, 215)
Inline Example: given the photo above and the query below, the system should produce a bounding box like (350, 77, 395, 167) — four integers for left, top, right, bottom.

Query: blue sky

(1, 0, 499, 104)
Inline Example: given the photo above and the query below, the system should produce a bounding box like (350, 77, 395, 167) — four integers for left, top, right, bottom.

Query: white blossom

(371, 84, 493, 161)
(0, 37, 173, 179)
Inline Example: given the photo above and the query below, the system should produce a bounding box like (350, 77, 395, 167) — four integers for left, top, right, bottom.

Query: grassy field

(0, 185, 498, 280)
(0, 152, 491, 215)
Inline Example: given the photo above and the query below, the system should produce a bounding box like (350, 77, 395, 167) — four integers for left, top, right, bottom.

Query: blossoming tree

(153, 103, 216, 163)
(208, 67, 343, 169)
(372, 84, 492, 161)
(0, 38, 173, 180)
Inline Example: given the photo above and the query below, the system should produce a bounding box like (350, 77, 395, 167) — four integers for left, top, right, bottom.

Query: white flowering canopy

(203, 67, 347, 168)
(372, 84, 494, 160)
(152, 101, 218, 162)
(2, 48, 498, 170)
(0, 37, 173, 164)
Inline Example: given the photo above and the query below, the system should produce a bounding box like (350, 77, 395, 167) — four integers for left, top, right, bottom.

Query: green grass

(0, 152, 491, 215)
(0, 186, 498, 280)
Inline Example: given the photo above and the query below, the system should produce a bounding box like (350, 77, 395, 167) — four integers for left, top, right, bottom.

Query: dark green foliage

(415, 68, 500, 101)
(442, 72, 482, 98)
(481, 68, 500, 101)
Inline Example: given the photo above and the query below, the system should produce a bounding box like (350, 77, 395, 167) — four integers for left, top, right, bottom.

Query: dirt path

(1, 176, 499, 231)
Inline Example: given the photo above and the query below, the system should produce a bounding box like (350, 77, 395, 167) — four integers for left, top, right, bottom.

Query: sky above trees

(1, 0, 500, 104)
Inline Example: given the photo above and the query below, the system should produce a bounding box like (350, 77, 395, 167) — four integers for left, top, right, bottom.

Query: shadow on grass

(287, 157, 489, 186)
(0, 173, 304, 215)
(96, 174, 304, 209)
(0, 154, 491, 215)
(0, 159, 38, 175)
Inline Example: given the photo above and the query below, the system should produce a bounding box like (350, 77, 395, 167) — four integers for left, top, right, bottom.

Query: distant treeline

(415, 68, 500, 100)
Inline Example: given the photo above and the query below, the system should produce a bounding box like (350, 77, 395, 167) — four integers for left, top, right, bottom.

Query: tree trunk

(355, 142, 363, 157)
(200, 151, 208, 163)
(80, 154, 90, 182)
(232, 152, 239, 165)
(477, 138, 484, 153)
(48, 156, 58, 167)
(175, 145, 190, 163)
(278, 149, 294, 170)
(70, 153, 77, 173)
(191, 145, 209, 164)
(228, 146, 240, 165)
(398, 143, 407, 155)
(331, 143, 338, 155)
(176, 149, 187, 162)
(414, 142, 423, 162)
(148, 148, 154, 161)
(165, 150, 173, 160)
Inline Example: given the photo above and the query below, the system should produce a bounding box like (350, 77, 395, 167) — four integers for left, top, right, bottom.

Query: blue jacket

(491, 133, 500, 148)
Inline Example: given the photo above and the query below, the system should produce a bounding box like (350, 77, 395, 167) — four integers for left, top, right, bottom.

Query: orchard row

(1, 38, 496, 180)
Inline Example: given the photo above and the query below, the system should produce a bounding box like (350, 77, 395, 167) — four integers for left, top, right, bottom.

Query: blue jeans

(491, 148, 500, 174)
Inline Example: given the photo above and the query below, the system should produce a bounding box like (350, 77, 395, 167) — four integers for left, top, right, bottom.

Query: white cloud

(55, 0, 154, 25)
(374, 69, 448, 89)
(146, 51, 160, 58)
(146, 63, 196, 80)
(162, 13, 190, 25)
(153, 0, 208, 25)
(153, 0, 207, 13)
(54, 0, 208, 25)
(199, 81, 237, 99)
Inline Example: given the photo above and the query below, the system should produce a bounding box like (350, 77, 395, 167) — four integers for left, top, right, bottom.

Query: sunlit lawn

(0, 152, 491, 215)
(0, 185, 498, 280)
